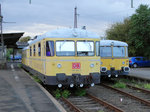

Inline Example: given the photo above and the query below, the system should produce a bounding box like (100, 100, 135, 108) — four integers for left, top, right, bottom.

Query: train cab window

(46, 41, 54, 56)
(113, 46, 125, 57)
(77, 41, 94, 56)
(33, 45, 36, 56)
(95, 41, 100, 56)
(38, 43, 41, 56)
(30, 46, 32, 56)
(100, 47, 112, 57)
(56, 41, 75, 56)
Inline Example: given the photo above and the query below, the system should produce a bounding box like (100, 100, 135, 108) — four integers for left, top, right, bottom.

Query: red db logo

(72, 63, 81, 69)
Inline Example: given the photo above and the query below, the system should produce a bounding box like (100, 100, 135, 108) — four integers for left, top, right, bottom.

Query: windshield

(100, 47, 112, 57)
(77, 41, 94, 56)
(56, 41, 75, 56)
(113, 46, 125, 57)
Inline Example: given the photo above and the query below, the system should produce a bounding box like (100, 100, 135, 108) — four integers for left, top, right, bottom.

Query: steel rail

(123, 75, 150, 83)
(87, 93, 124, 112)
(61, 97, 82, 112)
(101, 83, 150, 107)
(126, 84, 150, 94)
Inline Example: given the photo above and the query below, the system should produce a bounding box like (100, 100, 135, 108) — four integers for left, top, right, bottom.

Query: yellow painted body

(101, 58, 129, 70)
(22, 38, 100, 76)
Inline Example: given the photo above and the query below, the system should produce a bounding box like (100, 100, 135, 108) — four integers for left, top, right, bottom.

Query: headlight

(122, 61, 125, 65)
(57, 64, 62, 68)
(100, 62, 103, 65)
(90, 64, 94, 68)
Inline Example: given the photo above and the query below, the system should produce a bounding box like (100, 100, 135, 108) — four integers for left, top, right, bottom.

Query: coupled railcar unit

(22, 28, 100, 88)
(100, 40, 130, 78)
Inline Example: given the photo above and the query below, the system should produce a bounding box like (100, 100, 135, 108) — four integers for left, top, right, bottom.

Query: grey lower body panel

(22, 64, 100, 86)
(101, 70, 129, 77)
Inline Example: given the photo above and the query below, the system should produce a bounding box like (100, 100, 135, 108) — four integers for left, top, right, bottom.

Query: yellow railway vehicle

(22, 28, 100, 88)
(100, 40, 130, 78)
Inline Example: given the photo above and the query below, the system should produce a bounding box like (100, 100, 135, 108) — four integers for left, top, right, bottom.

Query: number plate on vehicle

(72, 63, 81, 69)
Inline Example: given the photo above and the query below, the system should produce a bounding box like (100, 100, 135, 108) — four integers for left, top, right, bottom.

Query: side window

(30, 46, 32, 56)
(135, 58, 142, 61)
(126, 47, 128, 57)
(38, 43, 41, 56)
(33, 45, 36, 56)
(143, 57, 147, 61)
(95, 41, 100, 56)
(46, 41, 54, 56)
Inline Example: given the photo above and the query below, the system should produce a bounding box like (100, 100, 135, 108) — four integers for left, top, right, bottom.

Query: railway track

(101, 83, 150, 107)
(45, 75, 150, 112)
(126, 84, 150, 94)
(123, 75, 150, 83)
(88, 84, 150, 112)
(59, 93, 124, 112)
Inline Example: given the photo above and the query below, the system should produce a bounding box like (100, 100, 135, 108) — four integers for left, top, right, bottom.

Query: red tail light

(129, 60, 132, 63)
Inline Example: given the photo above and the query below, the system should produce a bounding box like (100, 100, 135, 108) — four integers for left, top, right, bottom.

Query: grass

(144, 84, 150, 90)
(17, 63, 22, 68)
(53, 89, 61, 99)
(53, 89, 71, 99)
(62, 90, 71, 98)
(32, 75, 42, 84)
(118, 78, 130, 83)
(134, 84, 141, 88)
(113, 81, 126, 88)
(98, 111, 104, 112)
(75, 88, 87, 96)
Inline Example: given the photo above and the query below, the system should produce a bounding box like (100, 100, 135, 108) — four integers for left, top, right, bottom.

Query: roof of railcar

(100, 40, 128, 46)
(28, 28, 100, 45)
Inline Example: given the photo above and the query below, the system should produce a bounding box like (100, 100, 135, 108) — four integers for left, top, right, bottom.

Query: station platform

(0, 62, 65, 112)
(129, 68, 150, 80)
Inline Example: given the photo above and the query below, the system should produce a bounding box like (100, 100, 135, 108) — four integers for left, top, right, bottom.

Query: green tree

(129, 4, 150, 58)
(106, 4, 150, 58)
(106, 18, 133, 56)
(6, 48, 13, 60)
(19, 36, 31, 42)
(106, 18, 131, 42)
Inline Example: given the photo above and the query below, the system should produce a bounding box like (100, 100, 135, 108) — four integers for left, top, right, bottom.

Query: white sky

(0, 0, 150, 37)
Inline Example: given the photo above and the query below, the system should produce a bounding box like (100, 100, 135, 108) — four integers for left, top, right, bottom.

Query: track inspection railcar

(100, 40, 130, 78)
(22, 28, 100, 88)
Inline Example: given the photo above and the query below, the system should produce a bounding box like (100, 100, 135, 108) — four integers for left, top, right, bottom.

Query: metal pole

(74, 7, 77, 28)
(0, 4, 4, 58)
(131, 0, 133, 8)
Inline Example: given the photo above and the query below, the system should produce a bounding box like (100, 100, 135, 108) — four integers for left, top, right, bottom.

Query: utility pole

(74, 7, 77, 28)
(0, 4, 4, 58)
(131, 0, 133, 8)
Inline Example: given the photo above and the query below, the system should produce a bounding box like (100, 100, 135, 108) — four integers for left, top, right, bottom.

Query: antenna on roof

(74, 7, 79, 28)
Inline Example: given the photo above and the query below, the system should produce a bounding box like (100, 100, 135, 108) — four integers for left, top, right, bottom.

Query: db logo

(72, 63, 81, 69)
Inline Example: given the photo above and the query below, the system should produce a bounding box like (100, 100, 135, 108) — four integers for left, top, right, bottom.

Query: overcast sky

(0, 0, 150, 37)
